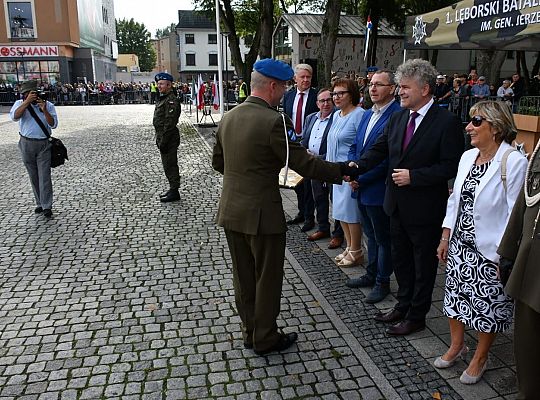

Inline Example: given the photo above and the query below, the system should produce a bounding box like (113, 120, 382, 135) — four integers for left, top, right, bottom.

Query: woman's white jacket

(442, 141, 527, 262)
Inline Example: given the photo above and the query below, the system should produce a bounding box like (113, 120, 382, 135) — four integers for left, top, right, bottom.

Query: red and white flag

(212, 74, 220, 110)
(197, 74, 205, 110)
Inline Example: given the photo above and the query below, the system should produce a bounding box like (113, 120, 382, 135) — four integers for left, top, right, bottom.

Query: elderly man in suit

(283, 64, 320, 232)
(300, 88, 338, 242)
(346, 69, 401, 304)
(350, 59, 464, 335)
(498, 139, 540, 398)
(212, 58, 359, 355)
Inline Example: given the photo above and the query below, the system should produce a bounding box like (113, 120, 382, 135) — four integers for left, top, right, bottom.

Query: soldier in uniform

(153, 72, 182, 203)
(498, 139, 540, 399)
(212, 58, 359, 356)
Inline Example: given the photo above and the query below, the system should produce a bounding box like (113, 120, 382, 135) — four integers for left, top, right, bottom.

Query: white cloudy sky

(114, 0, 195, 38)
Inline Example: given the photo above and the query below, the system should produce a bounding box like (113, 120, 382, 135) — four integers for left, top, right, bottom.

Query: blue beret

(253, 58, 294, 81)
(366, 66, 379, 73)
(155, 72, 173, 82)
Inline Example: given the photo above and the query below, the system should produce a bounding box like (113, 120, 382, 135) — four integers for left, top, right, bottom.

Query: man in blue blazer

(300, 88, 343, 244)
(282, 64, 319, 231)
(346, 70, 401, 303)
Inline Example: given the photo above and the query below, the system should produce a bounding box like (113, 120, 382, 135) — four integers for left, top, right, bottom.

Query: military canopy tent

(405, 0, 540, 50)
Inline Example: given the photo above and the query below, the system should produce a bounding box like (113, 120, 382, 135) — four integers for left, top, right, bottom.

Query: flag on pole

(197, 74, 205, 110)
(364, 16, 372, 62)
(212, 74, 220, 110)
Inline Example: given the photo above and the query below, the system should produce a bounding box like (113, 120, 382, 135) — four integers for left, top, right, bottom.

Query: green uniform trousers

(224, 229, 285, 352)
(158, 134, 180, 190)
(514, 300, 540, 399)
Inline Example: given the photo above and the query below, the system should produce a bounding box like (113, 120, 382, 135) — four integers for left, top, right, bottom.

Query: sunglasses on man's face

(470, 115, 488, 127)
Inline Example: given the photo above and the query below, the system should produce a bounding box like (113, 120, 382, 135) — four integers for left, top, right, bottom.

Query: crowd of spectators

(0, 79, 245, 106)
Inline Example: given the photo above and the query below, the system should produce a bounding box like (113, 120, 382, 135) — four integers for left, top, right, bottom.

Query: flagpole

(215, 0, 224, 116)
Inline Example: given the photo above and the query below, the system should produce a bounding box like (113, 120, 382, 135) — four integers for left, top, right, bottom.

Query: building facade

(0, 0, 117, 85)
(151, 34, 179, 80)
(176, 10, 249, 82)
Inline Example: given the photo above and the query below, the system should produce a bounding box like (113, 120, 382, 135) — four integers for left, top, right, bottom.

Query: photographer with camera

(9, 80, 58, 218)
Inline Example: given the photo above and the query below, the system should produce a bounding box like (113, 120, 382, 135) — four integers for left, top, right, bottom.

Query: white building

(176, 10, 250, 82)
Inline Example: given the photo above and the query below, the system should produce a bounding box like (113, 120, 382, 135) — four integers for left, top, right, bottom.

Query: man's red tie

(295, 92, 304, 134)
(402, 111, 419, 151)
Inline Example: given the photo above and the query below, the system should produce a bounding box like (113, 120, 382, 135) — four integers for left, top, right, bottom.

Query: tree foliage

(155, 23, 177, 39)
(116, 18, 157, 72)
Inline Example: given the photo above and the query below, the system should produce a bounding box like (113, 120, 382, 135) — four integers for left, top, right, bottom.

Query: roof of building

(176, 10, 215, 29)
(278, 14, 402, 37)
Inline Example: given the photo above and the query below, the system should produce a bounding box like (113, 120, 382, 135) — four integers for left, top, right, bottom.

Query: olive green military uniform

(212, 96, 342, 353)
(153, 91, 181, 190)
(498, 143, 540, 399)
(363, 86, 373, 109)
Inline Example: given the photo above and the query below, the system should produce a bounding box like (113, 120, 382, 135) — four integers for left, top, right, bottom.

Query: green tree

(116, 18, 157, 72)
(317, 0, 342, 88)
(155, 23, 177, 39)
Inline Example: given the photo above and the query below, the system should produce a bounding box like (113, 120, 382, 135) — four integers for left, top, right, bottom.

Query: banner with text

(405, 0, 540, 50)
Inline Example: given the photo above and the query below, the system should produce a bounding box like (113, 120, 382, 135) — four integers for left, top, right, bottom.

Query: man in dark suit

(282, 64, 319, 231)
(212, 58, 359, 355)
(351, 59, 464, 335)
(346, 70, 401, 304)
(300, 88, 337, 242)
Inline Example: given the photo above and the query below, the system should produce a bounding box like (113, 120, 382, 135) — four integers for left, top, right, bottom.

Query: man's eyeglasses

(317, 98, 333, 104)
(470, 115, 488, 127)
(368, 83, 394, 88)
(331, 91, 349, 98)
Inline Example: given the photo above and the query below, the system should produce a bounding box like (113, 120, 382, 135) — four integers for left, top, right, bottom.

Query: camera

(27, 90, 48, 104)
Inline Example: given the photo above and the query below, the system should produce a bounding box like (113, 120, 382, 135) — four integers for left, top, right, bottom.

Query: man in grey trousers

(10, 80, 58, 218)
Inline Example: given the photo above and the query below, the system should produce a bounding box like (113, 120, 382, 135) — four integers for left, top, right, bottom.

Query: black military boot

(160, 189, 180, 203)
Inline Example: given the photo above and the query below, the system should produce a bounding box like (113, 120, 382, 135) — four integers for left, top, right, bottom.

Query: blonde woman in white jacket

(435, 101, 527, 385)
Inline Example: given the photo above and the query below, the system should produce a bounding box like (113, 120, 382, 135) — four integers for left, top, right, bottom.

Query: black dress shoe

(386, 319, 425, 336)
(346, 274, 375, 288)
(254, 332, 298, 355)
(373, 308, 405, 323)
(300, 221, 315, 232)
(160, 190, 171, 198)
(286, 215, 305, 225)
(43, 209, 52, 218)
(160, 189, 180, 203)
(34, 207, 43, 214)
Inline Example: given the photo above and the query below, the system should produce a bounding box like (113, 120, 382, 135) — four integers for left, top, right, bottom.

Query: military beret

(155, 72, 174, 82)
(20, 80, 38, 94)
(366, 66, 379, 73)
(253, 58, 294, 81)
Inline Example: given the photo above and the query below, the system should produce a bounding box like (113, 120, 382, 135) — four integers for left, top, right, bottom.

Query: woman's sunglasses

(470, 115, 488, 127)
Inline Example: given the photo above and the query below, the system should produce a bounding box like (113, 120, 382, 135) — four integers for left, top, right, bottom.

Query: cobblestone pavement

(0, 105, 516, 400)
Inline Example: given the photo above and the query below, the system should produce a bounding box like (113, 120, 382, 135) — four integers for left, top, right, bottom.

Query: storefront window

(7, 1, 36, 39)
(0, 61, 17, 73)
(0, 73, 18, 84)
(22, 60, 39, 73)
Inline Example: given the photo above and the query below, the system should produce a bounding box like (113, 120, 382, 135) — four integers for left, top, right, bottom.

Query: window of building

(208, 34, 217, 44)
(5, 0, 36, 39)
(0, 59, 59, 84)
(185, 33, 195, 44)
(209, 54, 218, 66)
(186, 53, 196, 66)
(244, 35, 254, 47)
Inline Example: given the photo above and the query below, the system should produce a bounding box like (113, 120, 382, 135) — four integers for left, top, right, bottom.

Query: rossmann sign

(0, 46, 59, 58)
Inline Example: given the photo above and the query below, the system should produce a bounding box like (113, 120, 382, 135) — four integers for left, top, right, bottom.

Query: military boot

(160, 189, 180, 203)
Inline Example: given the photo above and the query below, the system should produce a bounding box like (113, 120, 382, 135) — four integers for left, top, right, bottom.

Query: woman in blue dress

(326, 79, 365, 266)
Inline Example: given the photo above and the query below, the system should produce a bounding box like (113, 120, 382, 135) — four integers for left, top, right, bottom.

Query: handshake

(339, 161, 360, 179)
